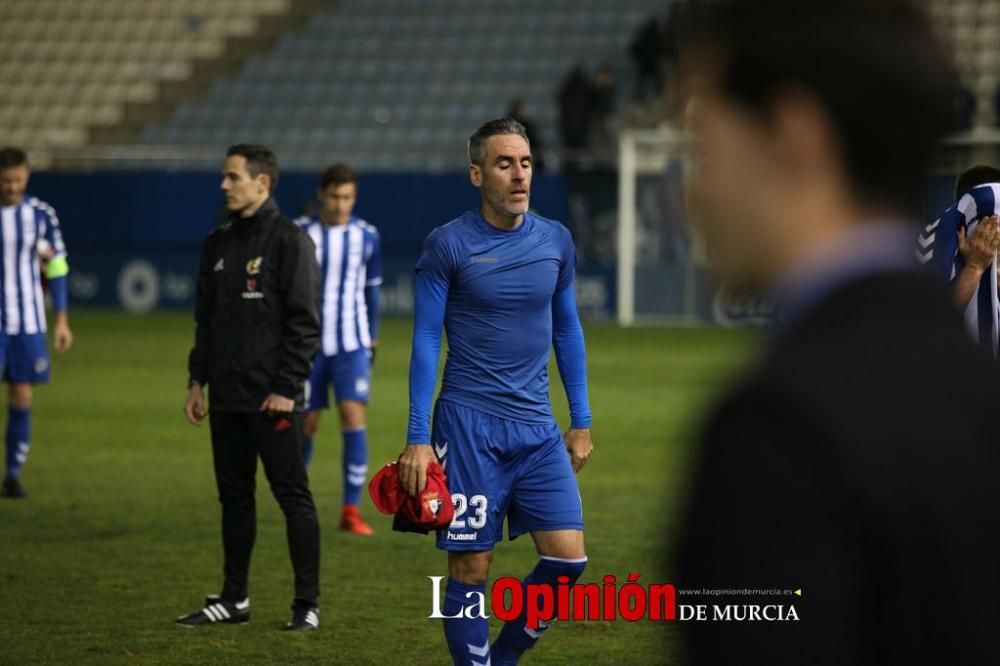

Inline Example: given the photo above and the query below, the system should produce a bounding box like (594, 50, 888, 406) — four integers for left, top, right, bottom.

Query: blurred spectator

(588, 62, 619, 159)
(507, 98, 546, 172)
(956, 82, 978, 131)
(558, 65, 594, 159)
(630, 17, 664, 101)
(558, 63, 619, 163)
(994, 83, 1000, 127)
(591, 63, 617, 124)
(660, 4, 683, 70)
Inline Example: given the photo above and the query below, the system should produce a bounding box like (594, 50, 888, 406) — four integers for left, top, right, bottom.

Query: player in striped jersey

(918, 165, 1000, 355)
(0, 147, 73, 498)
(295, 164, 381, 535)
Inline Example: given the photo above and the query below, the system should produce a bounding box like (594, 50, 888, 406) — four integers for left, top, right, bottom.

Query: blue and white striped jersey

(0, 196, 67, 335)
(295, 215, 382, 356)
(919, 183, 1000, 355)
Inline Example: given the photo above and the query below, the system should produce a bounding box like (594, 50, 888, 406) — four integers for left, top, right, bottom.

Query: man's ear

(469, 164, 482, 188)
(257, 174, 271, 196)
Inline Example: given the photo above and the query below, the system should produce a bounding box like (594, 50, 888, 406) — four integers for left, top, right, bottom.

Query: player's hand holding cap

(369, 461, 454, 529)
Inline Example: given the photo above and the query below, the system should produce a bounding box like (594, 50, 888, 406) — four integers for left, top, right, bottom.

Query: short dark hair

(683, 0, 957, 217)
(955, 165, 1000, 201)
(226, 144, 279, 192)
(0, 147, 28, 171)
(319, 163, 358, 190)
(468, 118, 530, 166)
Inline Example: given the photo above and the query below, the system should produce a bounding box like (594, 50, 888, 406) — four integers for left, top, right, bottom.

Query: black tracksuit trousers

(209, 411, 319, 606)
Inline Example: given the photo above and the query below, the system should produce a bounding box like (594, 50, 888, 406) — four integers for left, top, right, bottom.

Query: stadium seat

(12, 0, 977, 170)
(0, 0, 294, 155)
(122, 0, 669, 169)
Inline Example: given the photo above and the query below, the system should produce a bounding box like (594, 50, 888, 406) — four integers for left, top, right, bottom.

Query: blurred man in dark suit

(673, 1, 1000, 664)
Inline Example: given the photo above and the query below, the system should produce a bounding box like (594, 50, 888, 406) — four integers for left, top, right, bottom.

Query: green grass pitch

(0, 311, 751, 664)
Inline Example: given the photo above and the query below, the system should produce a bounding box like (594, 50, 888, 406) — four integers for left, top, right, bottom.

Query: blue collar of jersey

(471, 209, 531, 234)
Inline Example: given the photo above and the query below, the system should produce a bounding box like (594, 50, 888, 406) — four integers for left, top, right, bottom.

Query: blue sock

(4, 407, 30, 482)
(342, 428, 367, 507)
(443, 579, 491, 666)
(491, 556, 588, 665)
(302, 437, 314, 468)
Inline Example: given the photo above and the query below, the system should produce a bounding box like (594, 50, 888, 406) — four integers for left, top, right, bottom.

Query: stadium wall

(27, 169, 954, 321)
(28, 171, 614, 318)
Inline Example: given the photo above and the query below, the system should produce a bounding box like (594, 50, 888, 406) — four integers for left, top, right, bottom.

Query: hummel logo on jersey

(214, 259, 224, 272)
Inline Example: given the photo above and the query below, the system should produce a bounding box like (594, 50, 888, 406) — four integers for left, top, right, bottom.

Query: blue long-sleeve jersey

(407, 209, 591, 444)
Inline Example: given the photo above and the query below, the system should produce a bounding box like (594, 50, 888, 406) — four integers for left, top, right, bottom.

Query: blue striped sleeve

(919, 207, 960, 280)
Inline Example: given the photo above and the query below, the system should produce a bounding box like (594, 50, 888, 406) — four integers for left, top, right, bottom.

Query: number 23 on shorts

(450, 493, 488, 529)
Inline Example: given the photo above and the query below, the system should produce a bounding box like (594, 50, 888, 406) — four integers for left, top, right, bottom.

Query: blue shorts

(431, 400, 584, 551)
(306, 348, 371, 410)
(0, 333, 50, 384)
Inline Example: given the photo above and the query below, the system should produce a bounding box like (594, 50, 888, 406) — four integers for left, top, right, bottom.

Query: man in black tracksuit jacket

(178, 144, 323, 632)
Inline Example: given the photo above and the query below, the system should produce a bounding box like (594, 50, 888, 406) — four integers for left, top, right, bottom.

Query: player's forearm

(48, 275, 68, 312)
(188, 241, 217, 385)
(189, 310, 211, 384)
(273, 235, 321, 397)
(188, 342, 208, 385)
(952, 264, 987, 310)
(552, 285, 592, 429)
(406, 273, 447, 443)
(274, 310, 320, 397)
(365, 284, 380, 342)
(407, 334, 440, 443)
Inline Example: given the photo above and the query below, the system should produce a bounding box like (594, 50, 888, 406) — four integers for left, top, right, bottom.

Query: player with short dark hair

(918, 164, 1000, 352)
(955, 164, 1000, 201)
(0, 146, 73, 499)
(226, 143, 279, 193)
(398, 117, 593, 665)
(178, 144, 322, 631)
(295, 163, 381, 536)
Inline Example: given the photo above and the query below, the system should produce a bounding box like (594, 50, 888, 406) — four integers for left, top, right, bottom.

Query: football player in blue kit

(0, 147, 73, 499)
(397, 118, 594, 665)
(296, 164, 381, 536)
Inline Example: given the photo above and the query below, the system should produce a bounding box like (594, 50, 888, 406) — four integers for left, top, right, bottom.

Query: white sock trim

(539, 555, 589, 564)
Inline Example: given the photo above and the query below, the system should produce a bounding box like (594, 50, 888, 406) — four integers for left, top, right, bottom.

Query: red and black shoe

(339, 505, 374, 536)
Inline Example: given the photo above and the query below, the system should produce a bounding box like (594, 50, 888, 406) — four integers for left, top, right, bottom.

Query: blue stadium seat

(127, 0, 723, 169)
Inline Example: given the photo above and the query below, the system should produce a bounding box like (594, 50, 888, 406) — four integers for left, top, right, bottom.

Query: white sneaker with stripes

(285, 604, 319, 632)
(175, 595, 250, 627)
